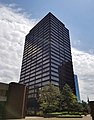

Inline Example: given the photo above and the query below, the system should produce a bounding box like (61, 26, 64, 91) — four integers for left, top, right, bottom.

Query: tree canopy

(38, 83, 89, 115)
(59, 84, 77, 113)
(38, 84, 60, 113)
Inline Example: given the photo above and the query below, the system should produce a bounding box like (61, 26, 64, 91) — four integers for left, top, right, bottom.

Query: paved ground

(25, 116, 92, 120)
(7, 115, 92, 120)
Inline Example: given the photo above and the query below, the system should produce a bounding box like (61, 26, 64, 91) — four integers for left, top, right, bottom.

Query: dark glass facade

(74, 75, 80, 101)
(19, 12, 76, 99)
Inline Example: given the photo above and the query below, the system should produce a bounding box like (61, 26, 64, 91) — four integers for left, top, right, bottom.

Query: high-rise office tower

(19, 12, 76, 101)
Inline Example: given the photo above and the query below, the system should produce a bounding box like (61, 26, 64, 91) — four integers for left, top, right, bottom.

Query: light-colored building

(74, 75, 81, 101)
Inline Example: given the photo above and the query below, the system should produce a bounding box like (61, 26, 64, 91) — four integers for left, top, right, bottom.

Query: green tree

(81, 100, 89, 115)
(73, 101, 83, 113)
(60, 84, 77, 113)
(38, 84, 60, 114)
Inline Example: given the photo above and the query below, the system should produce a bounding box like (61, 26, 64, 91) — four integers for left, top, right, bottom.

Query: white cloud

(72, 48, 94, 101)
(88, 49, 94, 54)
(0, 4, 36, 83)
(0, 3, 94, 101)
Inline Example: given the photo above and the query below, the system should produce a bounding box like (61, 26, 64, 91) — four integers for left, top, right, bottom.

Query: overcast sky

(0, 0, 94, 101)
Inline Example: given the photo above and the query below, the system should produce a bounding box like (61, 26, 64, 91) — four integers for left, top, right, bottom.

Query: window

(51, 44, 59, 52)
(25, 69, 30, 73)
(36, 75, 41, 79)
(37, 56, 42, 60)
(51, 51, 59, 58)
(51, 81, 59, 86)
(51, 48, 59, 55)
(35, 83, 41, 87)
(42, 72, 49, 77)
(43, 67, 49, 72)
(51, 36, 58, 42)
(31, 69, 35, 74)
(37, 63, 42, 68)
(51, 76, 59, 81)
(51, 63, 58, 68)
(29, 89, 34, 93)
(36, 71, 42, 75)
(51, 55, 59, 61)
(25, 72, 30, 76)
(20, 78, 24, 81)
(26, 65, 31, 69)
(29, 85, 34, 89)
(51, 59, 60, 65)
(20, 74, 25, 78)
(43, 52, 49, 57)
(31, 62, 36, 66)
(30, 77, 35, 83)
(31, 66, 36, 70)
(43, 64, 49, 68)
(37, 59, 42, 63)
(36, 67, 42, 71)
(37, 52, 42, 57)
(42, 81, 50, 85)
(43, 59, 49, 64)
(43, 56, 49, 61)
(30, 73, 35, 77)
(21, 68, 25, 72)
(51, 71, 59, 77)
(51, 67, 58, 72)
(24, 76, 29, 80)
(42, 76, 49, 81)
(32, 56, 37, 60)
(35, 79, 41, 83)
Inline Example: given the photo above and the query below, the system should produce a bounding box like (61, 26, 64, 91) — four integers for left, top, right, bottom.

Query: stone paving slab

(7, 115, 92, 120)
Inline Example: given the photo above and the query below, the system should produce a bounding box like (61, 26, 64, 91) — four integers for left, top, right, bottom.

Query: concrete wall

(89, 101, 94, 120)
(5, 82, 28, 119)
(0, 83, 8, 119)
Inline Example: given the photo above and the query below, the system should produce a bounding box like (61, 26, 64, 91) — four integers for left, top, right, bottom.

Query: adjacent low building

(89, 101, 94, 120)
(0, 82, 27, 119)
(0, 82, 8, 119)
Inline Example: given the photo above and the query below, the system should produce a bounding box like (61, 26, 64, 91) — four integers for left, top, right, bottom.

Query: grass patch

(43, 112, 82, 118)
(27, 111, 84, 118)
(57, 115, 82, 118)
(50, 111, 82, 115)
